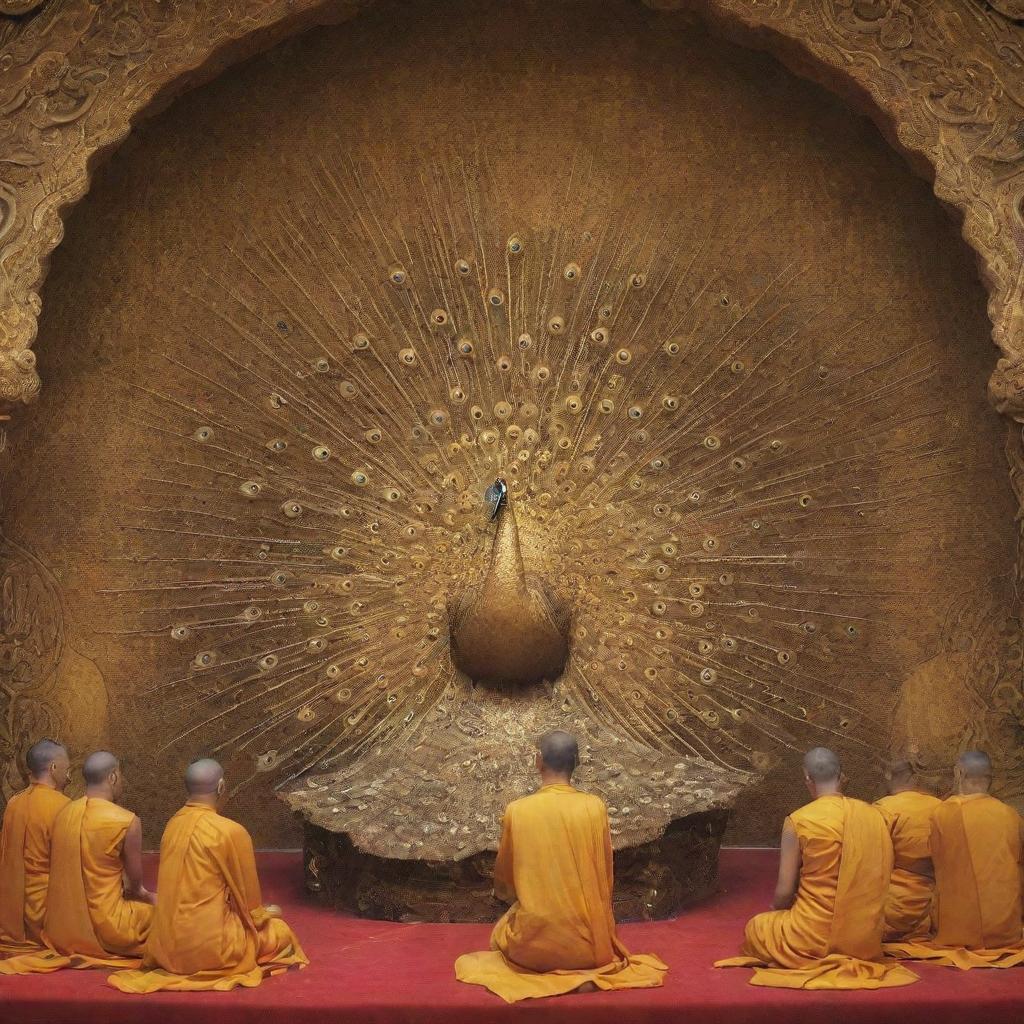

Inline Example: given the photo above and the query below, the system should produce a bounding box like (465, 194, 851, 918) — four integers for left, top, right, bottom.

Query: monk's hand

(263, 903, 282, 918)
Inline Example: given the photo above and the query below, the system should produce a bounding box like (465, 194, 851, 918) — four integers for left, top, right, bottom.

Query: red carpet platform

(2, 848, 1020, 1023)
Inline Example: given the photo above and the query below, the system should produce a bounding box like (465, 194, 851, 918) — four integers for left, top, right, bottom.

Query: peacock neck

(484, 499, 528, 599)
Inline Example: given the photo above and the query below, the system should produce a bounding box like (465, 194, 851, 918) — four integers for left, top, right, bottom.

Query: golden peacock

(115, 153, 961, 861)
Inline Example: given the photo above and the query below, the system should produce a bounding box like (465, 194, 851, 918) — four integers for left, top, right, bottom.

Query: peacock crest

(111, 152, 960, 857)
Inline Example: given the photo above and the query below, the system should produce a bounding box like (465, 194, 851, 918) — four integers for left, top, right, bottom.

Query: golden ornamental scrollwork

(0, 1, 49, 16)
(983, 1, 1024, 23)
(0, 0, 1020, 423)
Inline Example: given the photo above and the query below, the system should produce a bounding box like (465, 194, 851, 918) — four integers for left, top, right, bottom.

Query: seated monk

(715, 747, 918, 989)
(874, 758, 940, 941)
(0, 739, 71, 956)
(0, 750, 155, 975)
(455, 730, 667, 1002)
(109, 758, 307, 993)
(886, 750, 1024, 968)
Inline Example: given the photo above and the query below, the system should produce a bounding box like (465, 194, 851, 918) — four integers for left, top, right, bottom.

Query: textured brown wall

(0, 0, 1017, 849)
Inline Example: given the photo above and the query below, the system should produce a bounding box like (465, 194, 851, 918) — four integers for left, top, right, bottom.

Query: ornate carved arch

(1, 0, 1023, 422)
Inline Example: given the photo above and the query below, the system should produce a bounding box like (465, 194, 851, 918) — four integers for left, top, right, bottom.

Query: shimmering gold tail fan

(110, 153, 959, 804)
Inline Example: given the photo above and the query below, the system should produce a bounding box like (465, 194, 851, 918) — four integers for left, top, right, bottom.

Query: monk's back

(876, 791, 940, 861)
(506, 785, 610, 914)
(64, 798, 143, 955)
(146, 804, 253, 974)
(0, 785, 70, 946)
(496, 783, 617, 973)
(933, 794, 1022, 948)
(77, 798, 135, 881)
(789, 794, 846, 919)
(11, 786, 71, 882)
(753, 795, 892, 963)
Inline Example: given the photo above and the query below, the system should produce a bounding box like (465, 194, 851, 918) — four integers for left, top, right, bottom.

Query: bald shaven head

(83, 750, 122, 801)
(26, 738, 69, 791)
(884, 757, 917, 795)
(185, 758, 226, 806)
(537, 730, 579, 781)
(803, 746, 843, 797)
(956, 750, 992, 794)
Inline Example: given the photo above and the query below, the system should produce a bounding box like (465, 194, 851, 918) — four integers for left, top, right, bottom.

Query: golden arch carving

(1, 0, 1023, 414)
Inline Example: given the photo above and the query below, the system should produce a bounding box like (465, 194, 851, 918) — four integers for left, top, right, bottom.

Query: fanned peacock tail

(107, 151, 961, 851)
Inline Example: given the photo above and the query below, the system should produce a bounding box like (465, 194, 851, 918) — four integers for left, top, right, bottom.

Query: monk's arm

(1019, 818, 1024, 920)
(122, 816, 156, 905)
(771, 818, 800, 910)
(492, 814, 515, 904)
(602, 807, 614, 894)
(224, 823, 282, 918)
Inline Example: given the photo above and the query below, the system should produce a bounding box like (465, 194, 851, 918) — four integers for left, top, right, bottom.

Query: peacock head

(484, 478, 507, 521)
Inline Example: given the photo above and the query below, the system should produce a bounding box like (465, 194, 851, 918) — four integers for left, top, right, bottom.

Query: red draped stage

(1, 848, 1019, 1023)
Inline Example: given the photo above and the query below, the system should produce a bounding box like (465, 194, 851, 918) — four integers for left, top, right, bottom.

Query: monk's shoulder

(933, 794, 1007, 828)
(791, 795, 877, 835)
(558, 788, 607, 818)
(875, 790, 938, 814)
(83, 800, 138, 845)
(576, 790, 608, 815)
(932, 796, 960, 824)
(101, 801, 137, 827)
(505, 788, 606, 819)
(503, 793, 532, 818)
(874, 792, 910, 809)
(30, 788, 70, 832)
(205, 810, 254, 847)
(6, 786, 29, 806)
(55, 796, 85, 824)
(2, 787, 29, 818)
(983, 794, 1023, 827)
(789, 796, 841, 827)
(846, 796, 890, 827)
(35, 786, 71, 814)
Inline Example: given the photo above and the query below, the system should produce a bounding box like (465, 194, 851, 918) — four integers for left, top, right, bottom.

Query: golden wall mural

(1, 0, 1023, 920)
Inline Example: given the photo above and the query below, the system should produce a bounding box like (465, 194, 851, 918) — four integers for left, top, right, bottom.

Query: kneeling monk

(0, 739, 71, 956)
(715, 747, 917, 989)
(455, 731, 667, 1002)
(885, 751, 1024, 969)
(109, 758, 307, 993)
(875, 759, 940, 941)
(0, 750, 155, 974)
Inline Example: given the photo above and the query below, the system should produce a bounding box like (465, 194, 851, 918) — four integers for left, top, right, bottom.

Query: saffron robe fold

(715, 794, 918, 989)
(0, 783, 70, 955)
(0, 796, 152, 974)
(885, 793, 1024, 968)
(874, 790, 941, 941)
(455, 783, 667, 1002)
(108, 802, 308, 993)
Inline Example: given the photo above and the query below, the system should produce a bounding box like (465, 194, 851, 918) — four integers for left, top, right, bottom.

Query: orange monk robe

(885, 793, 1024, 968)
(109, 802, 307, 993)
(0, 796, 152, 974)
(715, 794, 918, 989)
(874, 790, 941, 941)
(0, 783, 70, 955)
(455, 783, 667, 1002)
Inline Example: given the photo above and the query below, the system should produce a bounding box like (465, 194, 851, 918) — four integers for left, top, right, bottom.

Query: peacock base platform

(302, 809, 729, 923)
